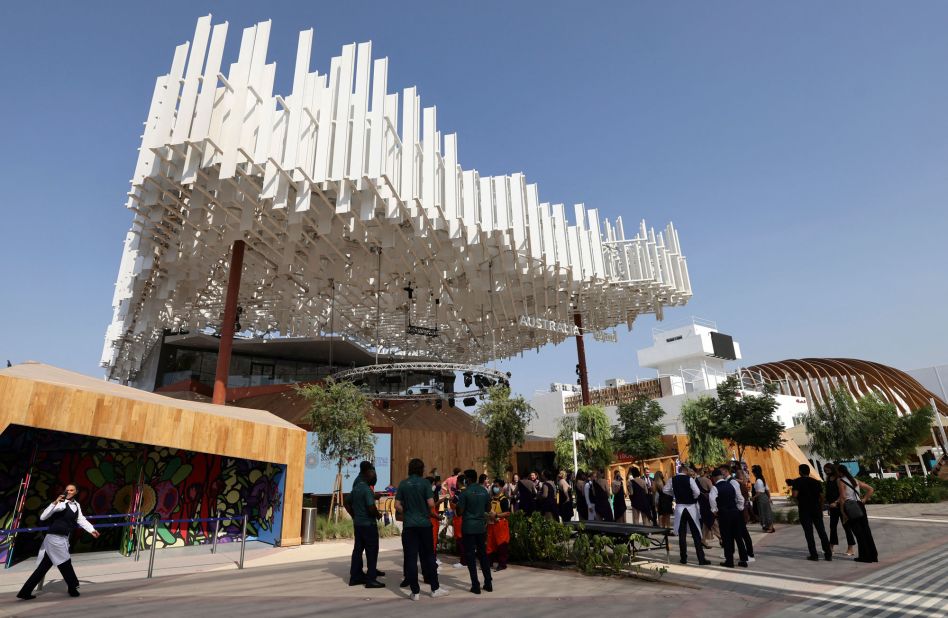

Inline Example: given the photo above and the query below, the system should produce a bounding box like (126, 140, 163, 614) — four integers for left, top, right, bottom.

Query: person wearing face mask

(348, 461, 385, 588)
(486, 479, 511, 571)
(17, 484, 100, 601)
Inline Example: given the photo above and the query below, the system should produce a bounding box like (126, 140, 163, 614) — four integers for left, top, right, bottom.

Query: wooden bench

(565, 520, 672, 563)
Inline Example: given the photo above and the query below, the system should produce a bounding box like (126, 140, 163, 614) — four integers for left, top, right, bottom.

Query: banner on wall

(303, 432, 392, 494)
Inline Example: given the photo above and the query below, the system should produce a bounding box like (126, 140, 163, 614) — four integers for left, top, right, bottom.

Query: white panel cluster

(102, 17, 692, 381)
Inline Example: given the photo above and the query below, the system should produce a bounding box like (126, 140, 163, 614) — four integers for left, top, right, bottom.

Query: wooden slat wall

(0, 374, 306, 547)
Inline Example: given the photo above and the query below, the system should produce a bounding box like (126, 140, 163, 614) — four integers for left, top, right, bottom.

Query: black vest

(715, 479, 739, 512)
(671, 475, 696, 504)
(48, 503, 79, 536)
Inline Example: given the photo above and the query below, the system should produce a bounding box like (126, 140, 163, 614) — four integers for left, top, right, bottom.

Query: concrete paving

(1, 502, 945, 617)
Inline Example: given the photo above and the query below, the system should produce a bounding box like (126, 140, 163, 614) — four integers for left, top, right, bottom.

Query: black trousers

(559, 501, 574, 523)
(799, 510, 831, 558)
(739, 516, 754, 557)
(462, 531, 492, 589)
(401, 526, 439, 594)
(847, 504, 878, 562)
(350, 524, 380, 581)
(677, 509, 706, 562)
(19, 555, 80, 596)
(718, 510, 748, 565)
(828, 507, 855, 546)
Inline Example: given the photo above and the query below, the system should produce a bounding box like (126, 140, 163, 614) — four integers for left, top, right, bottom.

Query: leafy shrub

(508, 512, 572, 563)
(856, 476, 944, 504)
(312, 516, 399, 541)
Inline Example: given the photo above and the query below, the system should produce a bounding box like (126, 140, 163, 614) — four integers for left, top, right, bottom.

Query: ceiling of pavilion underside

(101, 17, 692, 382)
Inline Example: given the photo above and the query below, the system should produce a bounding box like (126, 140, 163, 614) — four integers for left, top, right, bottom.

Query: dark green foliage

(681, 396, 728, 467)
(712, 377, 784, 462)
(508, 511, 571, 563)
(852, 476, 945, 504)
(804, 388, 865, 463)
(298, 379, 376, 472)
(475, 386, 536, 478)
(553, 405, 614, 472)
(612, 397, 665, 463)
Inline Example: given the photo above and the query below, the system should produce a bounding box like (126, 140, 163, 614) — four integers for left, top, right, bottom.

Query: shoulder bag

(841, 478, 865, 521)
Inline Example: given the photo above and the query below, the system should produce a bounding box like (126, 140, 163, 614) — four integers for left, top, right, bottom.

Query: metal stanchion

(238, 513, 248, 570)
(211, 515, 220, 555)
(134, 517, 142, 562)
(147, 517, 158, 578)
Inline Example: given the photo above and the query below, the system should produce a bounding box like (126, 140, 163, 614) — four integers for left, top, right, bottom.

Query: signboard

(303, 432, 392, 494)
(518, 314, 617, 342)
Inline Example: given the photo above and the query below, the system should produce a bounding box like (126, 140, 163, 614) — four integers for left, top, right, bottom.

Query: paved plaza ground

(1, 501, 945, 617)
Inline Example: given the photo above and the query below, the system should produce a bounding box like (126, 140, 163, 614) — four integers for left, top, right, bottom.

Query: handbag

(841, 479, 865, 521)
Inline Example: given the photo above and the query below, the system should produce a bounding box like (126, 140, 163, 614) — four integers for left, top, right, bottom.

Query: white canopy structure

(102, 16, 692, 383)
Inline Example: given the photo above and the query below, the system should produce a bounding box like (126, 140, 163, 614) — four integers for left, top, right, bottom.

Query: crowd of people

(347, 457, 882, 600)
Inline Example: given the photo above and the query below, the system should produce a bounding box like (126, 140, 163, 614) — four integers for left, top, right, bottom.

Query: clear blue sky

(1, 2, 946, 399)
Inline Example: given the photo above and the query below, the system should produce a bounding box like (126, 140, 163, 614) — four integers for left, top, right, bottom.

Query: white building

(528, 318, 808, 437)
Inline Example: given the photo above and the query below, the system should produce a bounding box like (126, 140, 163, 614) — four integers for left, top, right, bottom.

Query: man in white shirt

(17, 484, 99, 601)
(663, 465, 709, 565)
(709, 468, 748, 568)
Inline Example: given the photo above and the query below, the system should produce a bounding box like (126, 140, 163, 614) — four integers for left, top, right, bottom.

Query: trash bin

(301, 507, 318, 545)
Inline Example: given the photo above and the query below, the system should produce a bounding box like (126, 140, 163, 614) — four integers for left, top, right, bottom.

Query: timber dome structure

(743, 358, 948, 415)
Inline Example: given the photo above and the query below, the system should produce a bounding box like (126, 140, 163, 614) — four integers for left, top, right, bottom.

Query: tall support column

(574, 312, 590, 406)
(212, 240, 245, 405)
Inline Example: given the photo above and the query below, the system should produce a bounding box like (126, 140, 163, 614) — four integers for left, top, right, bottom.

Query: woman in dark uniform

(611, 470, 627, 523)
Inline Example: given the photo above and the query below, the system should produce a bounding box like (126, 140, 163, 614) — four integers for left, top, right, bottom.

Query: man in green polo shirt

(395, 458, 449, 601)
(347, 461, 385, 588)
(457, 469, 493, 594)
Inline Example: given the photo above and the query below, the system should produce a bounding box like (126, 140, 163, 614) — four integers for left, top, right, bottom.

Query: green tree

(858, 394, 934, 474)
(712, 376, 785, 463)
(298, 379, 376, 521)
(680, 396, 728, 468)
(475, 385, 536, 479)
(803, 388, 866, 463)
(553, 404, 614, 472)
(612, 396, 665, 464)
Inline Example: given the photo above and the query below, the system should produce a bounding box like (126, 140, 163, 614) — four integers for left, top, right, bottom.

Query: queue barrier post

(239, 513, 248, 569)
(211, 515, 220, 555)
(147, 517, 158, 579)
(134, 517, 142, 562)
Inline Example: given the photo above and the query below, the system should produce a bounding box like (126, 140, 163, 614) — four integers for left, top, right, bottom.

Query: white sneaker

(747, 556, 756, 562)
(430, 588, 450, 598)
(435, 559, 442, 566)
(452, 562, 465, 569)
(409, 593, 421, 601)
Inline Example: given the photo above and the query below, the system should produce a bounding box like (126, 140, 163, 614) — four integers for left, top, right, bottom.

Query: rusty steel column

(574, 312, 590, 405)
(212, 240, 245, 405)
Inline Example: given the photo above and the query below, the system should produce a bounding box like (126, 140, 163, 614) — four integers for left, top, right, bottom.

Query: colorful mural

(0, 426, 285, 566)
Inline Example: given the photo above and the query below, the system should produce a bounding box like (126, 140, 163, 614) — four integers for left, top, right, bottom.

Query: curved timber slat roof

(744, 358, 948, 416)
(101, 16, 691, 382)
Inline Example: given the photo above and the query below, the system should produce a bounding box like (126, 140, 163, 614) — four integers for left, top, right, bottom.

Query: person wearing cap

(709, 467, 749, 568)
(347, 461, 385, 588)
(662, 464, 710, 565)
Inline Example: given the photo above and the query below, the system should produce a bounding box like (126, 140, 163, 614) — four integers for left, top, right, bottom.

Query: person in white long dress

(17, 484, 99, 601)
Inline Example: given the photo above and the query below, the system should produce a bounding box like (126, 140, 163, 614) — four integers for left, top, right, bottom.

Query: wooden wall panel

(0, 373, 306, 547)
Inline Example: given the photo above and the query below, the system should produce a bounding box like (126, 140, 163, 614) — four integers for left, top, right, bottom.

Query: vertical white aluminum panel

(382, 92, 399, 198)
(349, 42, 371, 178)
(241, 20, 271, 157)
(567, 226, 583, 277)
(314, 56, 340, 182)
(252, 63, 277, 165)
(526, 184, 542, 260)
(298, 72, 318, 178)
(149, 42, 189, 151)
(186, 20, 228, 179)
(422, 106, 437, 211)
(493, 176, 509, 230)
(540, 202, 554, 264)
(479, 176, 494, 230)
(615, 216, 625, 241)
(509, 173, 526, 248)
(283, 29, 313, 171)
(462, 170, 477, 224)
(587, 208, 606, 278)
(329, 44, 355, 180)
(218, 25, 255, 178)
(443, 133, 459, 220)
(552, 204, 568, 265)
(366, 58, 388, 179)
(171, 15, 211, 144)
(131, 75, 168, 189)
(400, 87, 418, 202)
